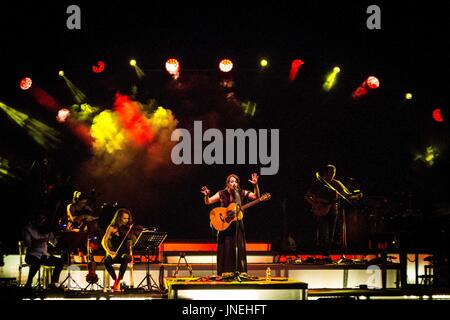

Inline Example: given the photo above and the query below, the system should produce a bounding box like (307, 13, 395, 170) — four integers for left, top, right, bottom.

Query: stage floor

(165, 276, 308, 300)
(3, 285, 450, 301)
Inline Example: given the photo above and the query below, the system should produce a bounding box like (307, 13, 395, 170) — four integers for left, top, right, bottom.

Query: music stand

(58, 231, 86, 290)
(134, 230, 167, 292)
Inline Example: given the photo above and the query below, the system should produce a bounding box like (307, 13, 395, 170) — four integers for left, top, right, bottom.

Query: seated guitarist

(201, 173, 260, 277)
(65, 191, 97, 233)
(305, 164, 360, 252)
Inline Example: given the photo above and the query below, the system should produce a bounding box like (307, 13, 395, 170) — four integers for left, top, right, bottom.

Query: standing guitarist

(201, 173, 260, 277)
(305, 164, 359, 253)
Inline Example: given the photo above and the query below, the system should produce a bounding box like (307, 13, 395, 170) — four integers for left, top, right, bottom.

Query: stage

(1, 240, 449, 301)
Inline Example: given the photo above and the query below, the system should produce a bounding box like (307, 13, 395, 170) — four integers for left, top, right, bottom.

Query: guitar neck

(241, 197, 263, 210)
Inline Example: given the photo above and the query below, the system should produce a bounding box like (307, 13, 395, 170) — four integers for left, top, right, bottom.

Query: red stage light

(291, 59, 304, 69)
(366, 76, 380, 89)
(432, 108, 444, 122)
(92, 61, 105, 73)
(20, 77, 32, 90)
(289, 59, 304, 82)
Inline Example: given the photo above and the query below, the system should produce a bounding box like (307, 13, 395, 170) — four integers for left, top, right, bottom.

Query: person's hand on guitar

(248, 173, 259, 185)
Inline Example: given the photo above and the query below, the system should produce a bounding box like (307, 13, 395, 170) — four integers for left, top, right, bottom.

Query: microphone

(315, 172, 320, 179)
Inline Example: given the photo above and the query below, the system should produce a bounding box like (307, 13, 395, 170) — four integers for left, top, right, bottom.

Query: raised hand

(201, 186, 210, 196)
(248, 173, 259, 185)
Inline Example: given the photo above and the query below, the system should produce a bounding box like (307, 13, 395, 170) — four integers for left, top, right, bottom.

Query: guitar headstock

(260, 193, 271, 201)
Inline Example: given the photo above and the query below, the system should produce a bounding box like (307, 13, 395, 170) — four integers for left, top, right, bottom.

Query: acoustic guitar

(308, 196, 337, 217)
(308, 192, 363, 217)
(209, 193, 271, 231)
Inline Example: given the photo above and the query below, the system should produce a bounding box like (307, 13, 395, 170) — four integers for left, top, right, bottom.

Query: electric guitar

(209, 193, 271, 231)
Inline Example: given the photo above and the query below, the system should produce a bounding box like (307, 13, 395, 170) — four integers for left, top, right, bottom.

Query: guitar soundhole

(225, 210, 235, 223)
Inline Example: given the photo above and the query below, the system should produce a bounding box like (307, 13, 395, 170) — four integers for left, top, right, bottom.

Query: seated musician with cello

(101, 208, 137, 292)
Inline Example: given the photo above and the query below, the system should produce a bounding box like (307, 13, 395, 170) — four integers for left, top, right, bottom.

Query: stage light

(92, 61, 105, 73)
(432, 108, 444, 122)
(323, 66, 341, 91)
(405, 93, 413, 100)
(366, 76, 380, 89)
(58, 70, 65, 77)
(219, 59, 233, 72)
(20, 77, 32, 90)
(352, 86, 367, 99)
(414, 145, 439, 167)
(352, 75, 380, 99)
(56, 108, 71, 123)
(129, 59, 145, 78)
(260, 59, 268, 67)
(289, 59, 304, 82)
(165, 58, 180, 74)
(0, 102, 61, 149)
(165, 58, 180, 79)
(291, 59, 304, 69)
(61, 75, 87, 103)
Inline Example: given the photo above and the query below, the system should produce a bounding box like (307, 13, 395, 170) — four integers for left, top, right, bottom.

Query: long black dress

(216, 189, 249, 275)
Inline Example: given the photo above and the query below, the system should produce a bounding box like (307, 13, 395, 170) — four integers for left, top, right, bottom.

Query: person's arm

(101, 225, 116, 258)
(23, 226, 32, 248)
(334, 180, 363, 201)
(201, 186, 220, 205)
(48, 232, 57, 248)
(334, 180, 352, 195)
(247, 173, 260, 200)
(67, 204, 74, 222)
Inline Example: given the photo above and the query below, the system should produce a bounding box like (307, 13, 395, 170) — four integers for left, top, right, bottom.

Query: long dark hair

(110, 208, 133, 227)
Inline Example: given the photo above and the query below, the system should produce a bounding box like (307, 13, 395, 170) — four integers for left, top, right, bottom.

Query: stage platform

(1, 240, 446, 300)
(164, 277, 308, 300)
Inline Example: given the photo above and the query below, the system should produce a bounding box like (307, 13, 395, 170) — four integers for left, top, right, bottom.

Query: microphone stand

(316, 174, 352, 263)
(233, 188, 244, 281)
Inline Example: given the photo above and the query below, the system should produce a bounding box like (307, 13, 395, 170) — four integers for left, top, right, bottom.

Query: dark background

(0, 1, 449, 253)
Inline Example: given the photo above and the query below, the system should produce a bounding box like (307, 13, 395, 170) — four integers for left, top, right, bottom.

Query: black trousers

(25, 254, 65, 287)
(104, 253, 132, 281)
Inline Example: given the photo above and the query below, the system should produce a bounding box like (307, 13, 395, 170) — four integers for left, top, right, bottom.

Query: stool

(418, 265, 434, 286)
(41, 265, 55, 288)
